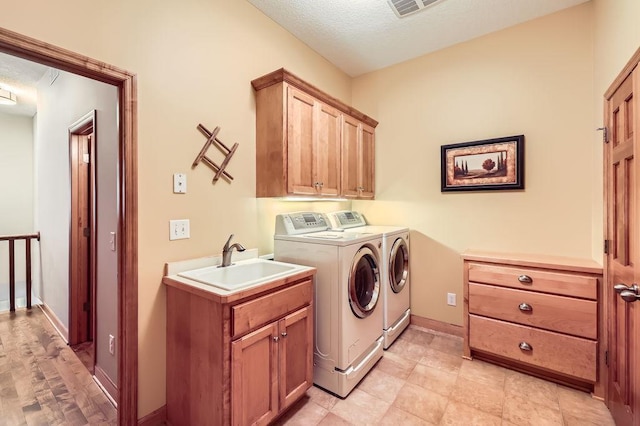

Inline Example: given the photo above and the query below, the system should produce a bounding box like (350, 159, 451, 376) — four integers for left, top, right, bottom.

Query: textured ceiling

(246, 0, 590, 76)
(0, 52, 48, 117)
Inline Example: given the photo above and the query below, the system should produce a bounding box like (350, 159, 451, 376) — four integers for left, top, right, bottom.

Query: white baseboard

(38, 303, 69, 343)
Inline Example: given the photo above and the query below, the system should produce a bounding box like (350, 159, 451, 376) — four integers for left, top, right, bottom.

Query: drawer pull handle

(518, 275, 533, 284)
(273, 336, 279, 342)
(518, 303, 532, 312)
(281, 332, 288, 337)
(519, 341, 532, 351)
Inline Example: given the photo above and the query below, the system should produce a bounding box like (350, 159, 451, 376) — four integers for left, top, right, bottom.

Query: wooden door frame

(68, 110, 97, 349)
(0, 27, 138, 424)
(603, 45, 640, 422)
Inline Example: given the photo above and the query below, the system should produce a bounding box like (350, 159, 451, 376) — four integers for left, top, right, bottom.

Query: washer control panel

(275, 212, 330, 235)
(331, 211, 367, 229)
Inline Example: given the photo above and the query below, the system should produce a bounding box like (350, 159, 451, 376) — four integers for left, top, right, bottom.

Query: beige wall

(351, 4, 595, 326)
(0, 0, 352, 417)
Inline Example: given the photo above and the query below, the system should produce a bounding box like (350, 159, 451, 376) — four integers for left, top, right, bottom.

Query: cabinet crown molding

(251, 68, 378, 128)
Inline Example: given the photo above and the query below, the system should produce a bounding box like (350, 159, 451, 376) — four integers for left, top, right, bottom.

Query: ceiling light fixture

(0, 88, 17, 105)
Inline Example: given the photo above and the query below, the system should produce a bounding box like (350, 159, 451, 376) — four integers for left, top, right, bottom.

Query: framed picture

(441, 135, 524, 192)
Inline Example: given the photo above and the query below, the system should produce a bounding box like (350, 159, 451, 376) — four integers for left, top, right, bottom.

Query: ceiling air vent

(388, 0, 444, 18)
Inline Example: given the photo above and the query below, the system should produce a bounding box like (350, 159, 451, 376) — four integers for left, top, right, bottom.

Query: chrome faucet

(220, 234, 246, 267)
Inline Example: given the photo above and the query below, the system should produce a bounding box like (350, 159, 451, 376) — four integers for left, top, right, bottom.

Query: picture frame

(441, 135, 524, 192)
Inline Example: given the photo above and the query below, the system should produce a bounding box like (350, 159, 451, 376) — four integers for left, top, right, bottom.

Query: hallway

(0, 308, 116, 425)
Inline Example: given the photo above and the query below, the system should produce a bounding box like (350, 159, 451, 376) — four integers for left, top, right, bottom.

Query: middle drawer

(468, 283, 597, 339)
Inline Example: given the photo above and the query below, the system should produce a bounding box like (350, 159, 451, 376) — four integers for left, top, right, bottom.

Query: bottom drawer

(469, 315, 596, 382)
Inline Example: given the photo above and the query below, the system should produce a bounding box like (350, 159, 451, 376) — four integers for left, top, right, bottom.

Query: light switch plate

(173, 173, 187, 194)
(169, 219, 190, 240)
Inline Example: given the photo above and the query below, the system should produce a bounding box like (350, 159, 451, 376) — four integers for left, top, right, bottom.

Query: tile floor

(275, 325, 615, 426)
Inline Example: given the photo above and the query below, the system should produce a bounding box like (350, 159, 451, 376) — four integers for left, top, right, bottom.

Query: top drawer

(232, 280, 312, 339)
(467, 263, 597, 300)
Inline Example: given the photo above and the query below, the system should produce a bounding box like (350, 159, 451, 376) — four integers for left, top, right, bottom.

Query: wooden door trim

(605, 46, 640, 99)
(0, 27, 138, 425)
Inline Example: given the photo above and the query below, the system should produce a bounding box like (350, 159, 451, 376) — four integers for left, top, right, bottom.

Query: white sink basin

(177, 258, 308, 291)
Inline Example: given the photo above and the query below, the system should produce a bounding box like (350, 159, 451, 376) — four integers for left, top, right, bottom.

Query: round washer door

(349, 245, 380, 318)
(389, 237, 409, 294)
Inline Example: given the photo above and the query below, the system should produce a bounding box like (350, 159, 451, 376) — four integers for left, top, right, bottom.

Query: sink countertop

(163, 248, 316, 304)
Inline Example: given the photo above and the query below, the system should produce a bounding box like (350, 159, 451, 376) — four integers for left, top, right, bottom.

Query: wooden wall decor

(193, 124, 238, 183)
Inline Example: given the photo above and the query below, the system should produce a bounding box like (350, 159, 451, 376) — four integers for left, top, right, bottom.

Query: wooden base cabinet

(166, 275, 314, 426)
(231, 305, 312, 426)
(252, 68, 377, 199)
(462, 251, 603, 394)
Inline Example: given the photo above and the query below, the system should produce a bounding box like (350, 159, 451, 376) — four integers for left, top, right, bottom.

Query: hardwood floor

(0, 307, 116, 425)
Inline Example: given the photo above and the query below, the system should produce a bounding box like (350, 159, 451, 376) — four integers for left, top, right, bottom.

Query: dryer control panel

(331, 211, 367, 229)
(275, 212, 330, 235)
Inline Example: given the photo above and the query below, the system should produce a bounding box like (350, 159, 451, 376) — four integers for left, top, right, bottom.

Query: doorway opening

(68, 111, 97, 374)
(0, 27, 138, 424)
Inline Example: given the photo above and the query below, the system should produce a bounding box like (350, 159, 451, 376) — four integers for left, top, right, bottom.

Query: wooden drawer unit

(462, 250, 603, 392)
(468, 263, 597, 299)
(232, 279, 312, 339)
(468, 283, 597, 339)
(469, 315, 597, 382)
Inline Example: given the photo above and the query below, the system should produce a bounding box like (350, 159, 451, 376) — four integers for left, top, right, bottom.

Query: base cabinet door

(231, 322, 279, 426)
(279, 306, 314, 410)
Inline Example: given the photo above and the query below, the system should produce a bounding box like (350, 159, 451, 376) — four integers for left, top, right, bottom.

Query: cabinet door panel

(232, 322, 278, 426)
(287, 88, 316, 195)
(316, 103, 341, 196)
(342, 115, 360, 198)
(279, 305, 313, 410)
(360, 124, 375, 199)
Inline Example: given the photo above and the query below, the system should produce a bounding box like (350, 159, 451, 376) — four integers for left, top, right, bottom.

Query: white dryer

(329, 211, 411, 349)
(274, 212, 384, 398)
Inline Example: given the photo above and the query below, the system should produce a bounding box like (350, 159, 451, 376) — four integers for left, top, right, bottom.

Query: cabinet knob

(273, 336, 279, 342)
(518, 275, 533, 284)
(518, 303, 532, 312)
(281, 332, 288, 337)
(519, 341, 532, 351)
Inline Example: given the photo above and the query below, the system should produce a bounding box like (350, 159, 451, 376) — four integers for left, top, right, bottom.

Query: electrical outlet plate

(169, 219, 190, 240)
(447, 293, 457, 306)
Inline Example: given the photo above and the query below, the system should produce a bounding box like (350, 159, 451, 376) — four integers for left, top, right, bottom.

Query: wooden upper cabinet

(342, 115, 375, 199)
(252, 68, 377, 198)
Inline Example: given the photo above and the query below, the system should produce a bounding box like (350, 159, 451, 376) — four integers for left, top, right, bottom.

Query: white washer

(274, 212, 384, 398)
(329, 211, 411, 349)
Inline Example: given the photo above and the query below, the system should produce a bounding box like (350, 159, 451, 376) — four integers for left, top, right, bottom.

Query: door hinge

(83, 227, 90, 238)
(597, 127, 609, 143)
(605, 350, 609, 366)
(83, 302, 90, 312)
(604, 239, 610, 254)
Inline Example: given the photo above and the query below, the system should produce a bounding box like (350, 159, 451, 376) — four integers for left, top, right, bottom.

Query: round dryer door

(349, 245, 380, 318)
(389, 237, 409, 293)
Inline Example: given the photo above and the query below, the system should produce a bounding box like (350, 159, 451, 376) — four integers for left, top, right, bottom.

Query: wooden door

(605, 65, 639, 426)
(287, 87, 316, 195)
(231, 322, 279, 426)
(359, 123, 376, 199)
(315, 103, 341, 196)
(341, 115, 360, 198)
(69, 132, 93, 346)
(278, 306, 313, 410)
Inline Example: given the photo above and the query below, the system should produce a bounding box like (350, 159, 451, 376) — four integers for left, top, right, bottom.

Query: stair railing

(1, 232, 40, 311)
